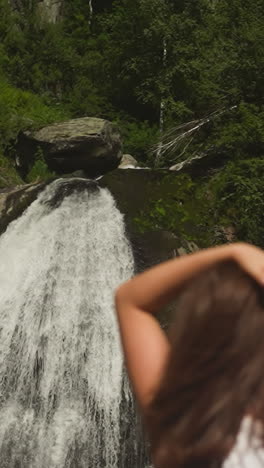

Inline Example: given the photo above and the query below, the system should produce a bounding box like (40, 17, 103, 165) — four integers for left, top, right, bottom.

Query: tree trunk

(88, 0, 93, 27)
(155, 36, 167, 167)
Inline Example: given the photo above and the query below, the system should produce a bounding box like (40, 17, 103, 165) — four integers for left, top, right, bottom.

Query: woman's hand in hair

(232, 243, 264, 285)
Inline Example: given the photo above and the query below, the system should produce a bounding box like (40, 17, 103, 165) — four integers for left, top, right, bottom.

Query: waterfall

(0, 179, 149, 467)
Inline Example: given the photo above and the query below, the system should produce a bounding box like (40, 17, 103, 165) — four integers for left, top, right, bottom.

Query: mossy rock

(100, 169, 213, 247)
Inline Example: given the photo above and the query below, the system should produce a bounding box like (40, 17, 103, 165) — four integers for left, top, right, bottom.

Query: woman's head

(148, 260, 264, 468)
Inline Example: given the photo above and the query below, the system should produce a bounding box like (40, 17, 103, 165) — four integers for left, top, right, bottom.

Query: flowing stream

(0, 179, 149, 467)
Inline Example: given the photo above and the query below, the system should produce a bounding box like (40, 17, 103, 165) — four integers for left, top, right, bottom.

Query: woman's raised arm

(115, 242, 264, 410)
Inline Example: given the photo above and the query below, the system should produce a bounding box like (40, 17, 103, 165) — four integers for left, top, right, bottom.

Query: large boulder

(99, 168, 202, 241)
(99, 169, 202, 266)
(17, 117, 123, 177)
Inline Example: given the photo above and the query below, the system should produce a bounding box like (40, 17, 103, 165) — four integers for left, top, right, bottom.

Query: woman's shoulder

(224, 416, 264, 468)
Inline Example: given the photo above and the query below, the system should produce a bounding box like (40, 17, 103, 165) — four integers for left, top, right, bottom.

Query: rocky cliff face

(37, 0, 64, 24)
(9, 0, 64, 23)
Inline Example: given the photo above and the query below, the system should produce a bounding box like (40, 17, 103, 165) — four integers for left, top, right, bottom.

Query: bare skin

(115, 243, 264, 413)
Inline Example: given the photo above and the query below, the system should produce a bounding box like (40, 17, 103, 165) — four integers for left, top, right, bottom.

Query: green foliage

(205, 158, 264, 247)
(66, 77, 108, 118)
(94, 0, 264, 166)
(0, 80, 68, 152)
(1, 0, 263, 168)
(26, 147, 55, 183)
(116, 120, 159, 164)
(0, 0, 263, 250)
(132, 157, 264, 248)
(0, 153, 23, 188)
(133, 173, 212, 245)
(209, 103, 264, 158)
(26, 160, 54, 184)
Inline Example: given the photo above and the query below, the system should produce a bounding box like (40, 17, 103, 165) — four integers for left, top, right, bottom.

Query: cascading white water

(0, 179, 148, 467)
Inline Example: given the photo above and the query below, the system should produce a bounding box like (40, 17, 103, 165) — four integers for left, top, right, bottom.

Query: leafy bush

(0, 153, 23, 188)
(0, 80, 68, 152)
(205, 158, 264, 247)
(208, 103, 264, 159)
(26, 159, 55, 183)
(65, 77, 108, 118)
(26, 147, 55, 183)
(116, 119, 159, 164)
(133, 173, 212, 245)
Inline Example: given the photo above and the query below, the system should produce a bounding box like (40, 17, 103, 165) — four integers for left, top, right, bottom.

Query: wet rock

(42, 178, 99, 209)
(0, 182, 45, 235)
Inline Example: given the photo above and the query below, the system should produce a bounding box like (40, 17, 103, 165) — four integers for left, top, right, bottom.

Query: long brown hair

(147, 260, 264, 468)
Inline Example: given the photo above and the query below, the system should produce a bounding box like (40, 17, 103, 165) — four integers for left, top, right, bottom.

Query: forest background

(0, 0, 263, 246)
